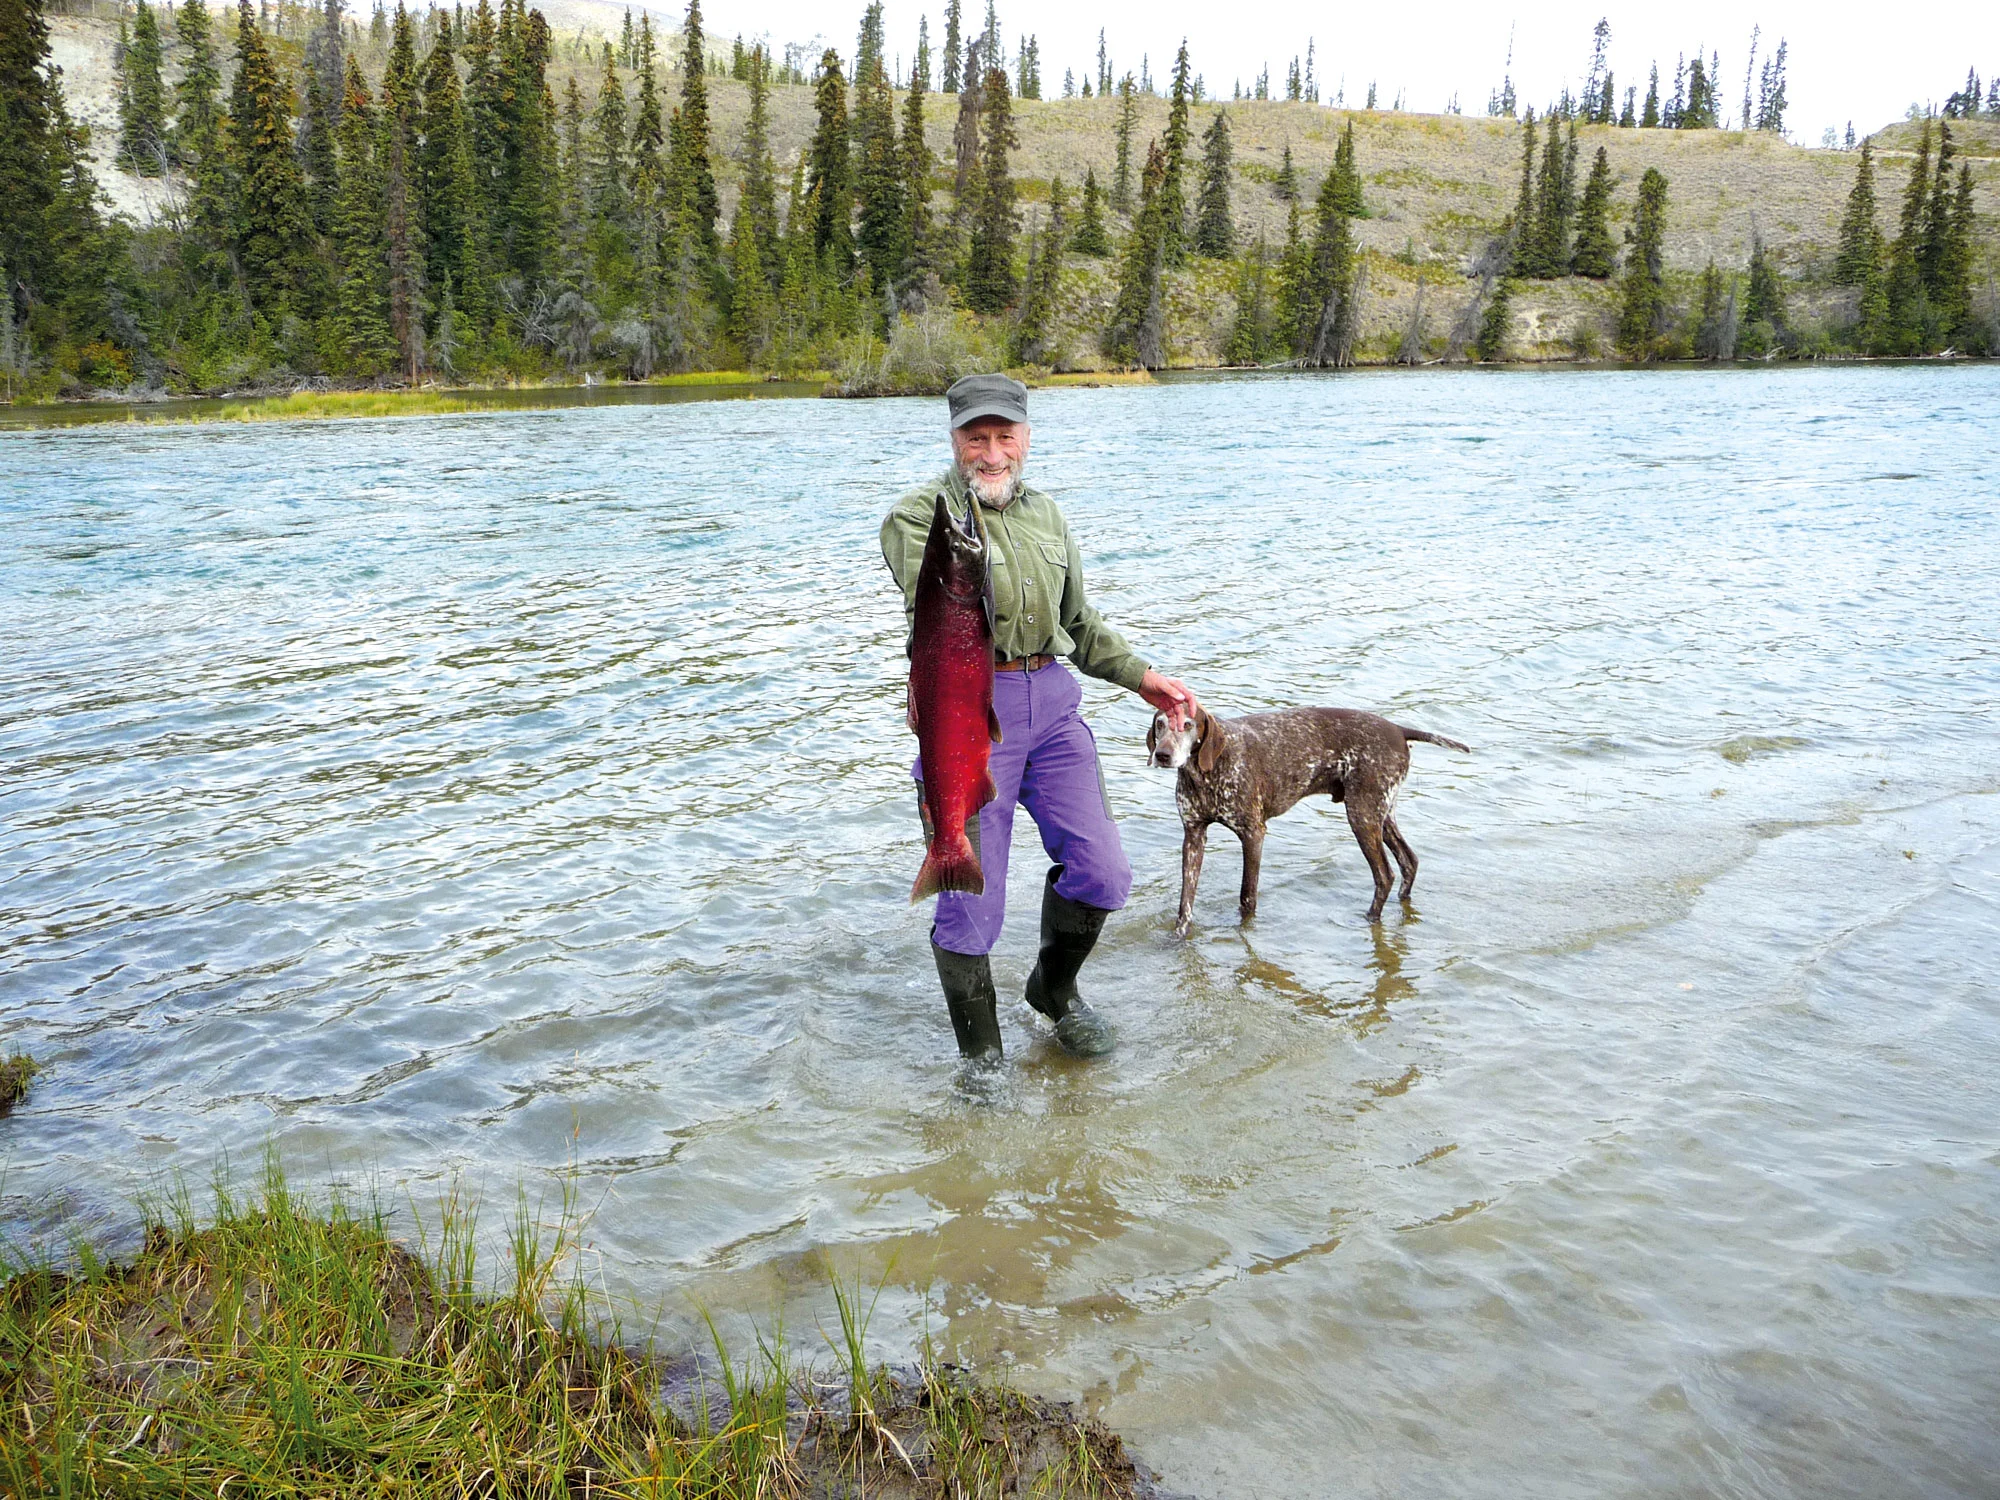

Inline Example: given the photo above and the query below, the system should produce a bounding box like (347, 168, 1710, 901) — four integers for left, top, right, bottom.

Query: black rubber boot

(932, 941, 1003, 1065)
(1023, 869, 1116, 1057)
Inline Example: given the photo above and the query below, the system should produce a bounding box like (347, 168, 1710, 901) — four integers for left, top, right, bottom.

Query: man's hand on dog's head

(1139, 669, 1199, 732)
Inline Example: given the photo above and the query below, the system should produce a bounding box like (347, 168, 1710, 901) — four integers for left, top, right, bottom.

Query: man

(880, 373, 1198, 1063)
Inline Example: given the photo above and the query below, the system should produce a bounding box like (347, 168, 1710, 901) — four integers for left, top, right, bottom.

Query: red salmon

(909, 492, 1000, 902)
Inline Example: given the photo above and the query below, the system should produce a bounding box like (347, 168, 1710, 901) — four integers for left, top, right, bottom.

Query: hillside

(40, 7, 2000, 371)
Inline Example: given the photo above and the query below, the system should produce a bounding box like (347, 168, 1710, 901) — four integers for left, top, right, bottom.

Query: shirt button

(1027, 614, 1036, 623)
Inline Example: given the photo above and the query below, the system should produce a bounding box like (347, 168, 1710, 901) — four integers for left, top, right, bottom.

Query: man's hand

(1138, 669, 1199, 731)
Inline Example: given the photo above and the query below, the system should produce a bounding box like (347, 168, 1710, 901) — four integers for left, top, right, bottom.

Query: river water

(4, 367, 1997, 1498)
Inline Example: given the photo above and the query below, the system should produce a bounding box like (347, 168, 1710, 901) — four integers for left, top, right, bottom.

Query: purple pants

(917, 661, 1132, 956)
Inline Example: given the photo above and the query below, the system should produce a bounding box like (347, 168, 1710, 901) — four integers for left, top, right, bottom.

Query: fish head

(926, 492, 988, 603)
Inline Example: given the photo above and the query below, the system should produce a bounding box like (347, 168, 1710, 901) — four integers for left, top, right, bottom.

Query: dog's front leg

(1175, 822, 1209, 937)
(1238, 823, 1265, 924)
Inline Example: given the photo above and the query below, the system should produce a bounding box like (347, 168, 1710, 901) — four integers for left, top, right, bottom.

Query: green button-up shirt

(881, 468, 1152, 695)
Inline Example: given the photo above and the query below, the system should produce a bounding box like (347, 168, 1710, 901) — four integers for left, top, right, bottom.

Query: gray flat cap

(946, 372, 1029, 428)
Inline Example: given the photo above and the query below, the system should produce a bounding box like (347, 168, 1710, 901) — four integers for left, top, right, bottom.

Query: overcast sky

(678, 0, 1999, 146)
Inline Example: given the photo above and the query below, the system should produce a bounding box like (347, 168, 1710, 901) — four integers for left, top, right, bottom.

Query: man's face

(952, 417, 1030, 505)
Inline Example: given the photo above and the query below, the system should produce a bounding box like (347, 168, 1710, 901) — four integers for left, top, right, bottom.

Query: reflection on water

(4, 367, 2000, 1498)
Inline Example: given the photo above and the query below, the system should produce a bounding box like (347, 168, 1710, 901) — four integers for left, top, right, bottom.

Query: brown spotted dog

(1147, 707, 1470, 933)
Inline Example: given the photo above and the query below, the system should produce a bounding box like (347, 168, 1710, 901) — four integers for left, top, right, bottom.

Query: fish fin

(978, 769, 999, 809)
(988, 706, 1003, 744)
(910, 834, 986, 903)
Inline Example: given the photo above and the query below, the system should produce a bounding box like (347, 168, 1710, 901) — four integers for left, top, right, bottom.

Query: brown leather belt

(994, 653, 1055, 672)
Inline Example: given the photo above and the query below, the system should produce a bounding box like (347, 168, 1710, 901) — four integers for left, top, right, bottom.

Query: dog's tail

(1399, 726, 1472, 754)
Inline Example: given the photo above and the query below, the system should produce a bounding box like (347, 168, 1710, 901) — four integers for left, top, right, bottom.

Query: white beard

(961, 458, 1023, 508)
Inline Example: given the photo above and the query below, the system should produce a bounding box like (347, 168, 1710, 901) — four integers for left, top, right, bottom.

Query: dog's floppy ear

(1145, 714, 1160, 759)
(1194, 708, 1221, 775)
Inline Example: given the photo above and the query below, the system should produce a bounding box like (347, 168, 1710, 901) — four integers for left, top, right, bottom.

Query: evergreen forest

(3, 0, 1996, 401)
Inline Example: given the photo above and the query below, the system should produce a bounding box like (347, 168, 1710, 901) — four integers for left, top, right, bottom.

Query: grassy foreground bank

(0, 1166, 1144, 1498)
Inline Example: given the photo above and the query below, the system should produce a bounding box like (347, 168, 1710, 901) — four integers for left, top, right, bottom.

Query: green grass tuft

(1, 1158, 1143, 1498)
(0, 1053, 36, 1112)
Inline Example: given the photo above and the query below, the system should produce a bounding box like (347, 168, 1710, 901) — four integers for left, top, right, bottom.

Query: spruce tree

(300, 67, 341, 234)
(1157, 41, 1193, 265)
(1274, 193, 1310, 354)
(1937, 165, 1974, 344)
(331, 55, 394, 372)
(1640, 66, 1659, 129)
(117, 0, 168, 174)
(1885, 119, 1933, 353)
(1508, 108, 1536, 275)
(1855, 255, 1891, 353)
(806, 49, 852, 272)
(557, 76, 590, 286)
(964, 64, 1016, 313)
(1329, 121, 1363, 216)
(1739, 232, 1786, 355)
(899, 52, 934, 283)
(950, 36, 982, 205)
(1616, 166, 1668, 357)
(381, 3, 428, 377)
(1296, 145, 1359, 366)
(166, 0, 233, 283)
(464, 0, 505, 262)
(1474, 276, 1513, 360)
(1113, 74, 1137, 213)
(1692, 260, 1732, 358)
(854, 0, 883, 87)
(1917, 123, 1955, 295)
(941, 0, 961, 93)
(673, 0, 718, 256)
(304, 0, 344, 139)
(625, 12, 665, 289)
(1105, 140, 1167, 366)
(1583, 17, 1610, 123)
(1013, 190, 1062, 363)
(1224, 234, 1273, 364)
(1070, 167, 1111, 256)
(172, 0, 223, 167)
(1832, 140, 1880, 287)
(229, 0, 314, 312)
(1570, 146, 1615, 277)
(519, 10, 563, 288)
(1, 0, 114, 343)
(1275, 142, 1298, 202)
(420, 16, 485, 326)
(629, 13, 664, 173)
(852, 9, 905, 290)
(589, 43, 628, 223)
(1526, 109, 1567, 275)
(1193, 109, 1234, 257)
(742, 46, 781, 286)
(726, 192, 773, 356)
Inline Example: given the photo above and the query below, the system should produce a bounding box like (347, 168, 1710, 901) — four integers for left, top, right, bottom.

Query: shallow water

(4, 366, 1998, 1498)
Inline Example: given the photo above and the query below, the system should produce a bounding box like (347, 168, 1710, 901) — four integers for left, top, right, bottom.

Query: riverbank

(0, 1163, 1153, 1498)
(9, 356, 1997, 429)
(0, 369, 1159, 429)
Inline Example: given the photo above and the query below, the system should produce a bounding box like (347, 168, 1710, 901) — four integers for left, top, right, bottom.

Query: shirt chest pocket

(1033, 541, 1068, 600)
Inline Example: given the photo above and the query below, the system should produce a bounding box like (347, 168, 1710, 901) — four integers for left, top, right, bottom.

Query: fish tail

(910, 832, 985, 903)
